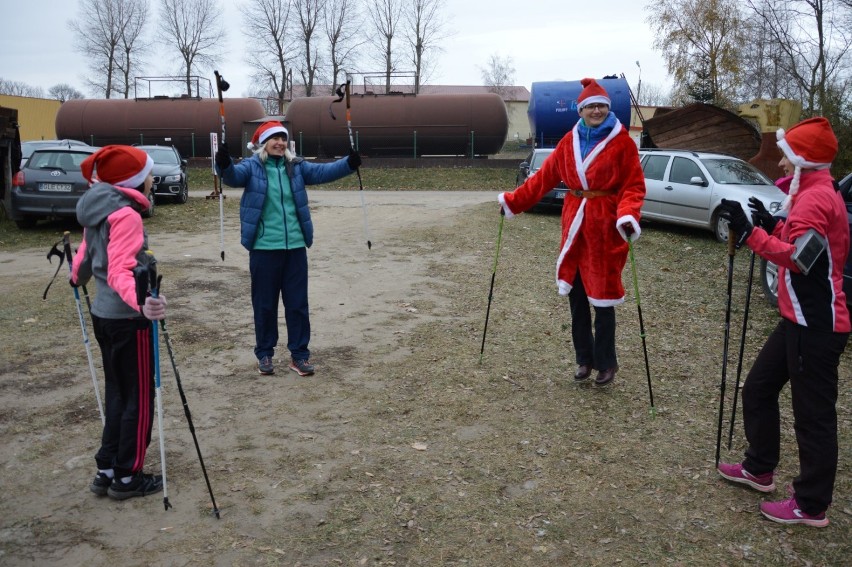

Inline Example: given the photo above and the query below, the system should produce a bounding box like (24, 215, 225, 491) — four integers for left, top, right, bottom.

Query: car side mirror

(181, 159, 188, 167)
(519, 162, 530, 174)
(690, 176, 708, 187)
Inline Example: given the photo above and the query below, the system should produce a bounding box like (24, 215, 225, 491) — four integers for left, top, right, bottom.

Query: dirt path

(0, 191, 497, 566)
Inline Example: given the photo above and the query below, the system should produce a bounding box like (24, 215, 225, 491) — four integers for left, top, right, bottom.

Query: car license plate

(40, 183, 73, 192)
(555, 191, 566, 199)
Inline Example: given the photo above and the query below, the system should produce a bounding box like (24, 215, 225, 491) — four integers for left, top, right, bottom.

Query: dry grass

(1, 181, 849, 565)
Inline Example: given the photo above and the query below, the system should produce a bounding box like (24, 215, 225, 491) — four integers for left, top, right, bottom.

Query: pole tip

(367, 241, 372, 250)
(221, 251, 225, 261)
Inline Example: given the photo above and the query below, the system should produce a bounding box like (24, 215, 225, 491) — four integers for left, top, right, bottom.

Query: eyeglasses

(582, 103, 609, 112)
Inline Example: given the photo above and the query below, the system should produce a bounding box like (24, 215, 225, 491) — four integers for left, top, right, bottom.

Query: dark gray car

(515, 148, 567, 212)
(10, 146, 99, 228)
(136, 145, 188, 204)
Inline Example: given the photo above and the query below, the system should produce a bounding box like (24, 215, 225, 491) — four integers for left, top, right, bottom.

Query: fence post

(413, 130, 417, 159)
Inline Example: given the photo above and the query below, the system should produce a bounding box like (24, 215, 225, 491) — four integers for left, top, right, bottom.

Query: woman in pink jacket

(718, 117, 850, 527)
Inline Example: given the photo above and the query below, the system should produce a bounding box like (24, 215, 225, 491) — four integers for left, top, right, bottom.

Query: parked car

(20, 139, 90, 168)
(136, 144, 188, 204)
(639, 149, 786, 242)
(759, 172, 852, 306)
(516, 148, 567, 211)
(10, 145, 99, 228)
(10, 145, 156, 228)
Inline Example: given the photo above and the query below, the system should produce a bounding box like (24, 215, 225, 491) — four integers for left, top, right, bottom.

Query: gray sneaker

(257, 356, 274, 375)
(289, 358, 315, 376)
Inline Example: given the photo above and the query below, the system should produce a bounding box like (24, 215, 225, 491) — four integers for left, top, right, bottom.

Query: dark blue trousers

(249, 248, 310, 361)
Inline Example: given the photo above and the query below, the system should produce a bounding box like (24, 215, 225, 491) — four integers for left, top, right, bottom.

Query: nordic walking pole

(727, 250, 755, 448)
(479, 210, 505, 364)
(45, 233, 105, 424)
(135, 254, 172, 511)
(213, 70, 230, 261)
(156, 275, 220, 519)
(331, 80, 372, 249)
(715, 227, 737, 467)
(627, 236, 656, 418)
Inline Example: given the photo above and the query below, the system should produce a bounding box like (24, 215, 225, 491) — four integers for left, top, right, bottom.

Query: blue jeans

(249, 248, 310, 361)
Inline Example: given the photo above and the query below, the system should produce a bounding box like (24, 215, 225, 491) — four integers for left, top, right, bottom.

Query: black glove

(347, 149, 361, 170)
(718, 199, 753, 247)
(747, 196, 778, 234)
(621, 222, 634, 239)
(215, 142, 231, 170)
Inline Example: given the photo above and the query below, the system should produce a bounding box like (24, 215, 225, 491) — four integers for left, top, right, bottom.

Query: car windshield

(701, 158, 772, 185)
(28, 151, 91, 171)
(145, 148, 179, 165)
(531, 150, 553, 170)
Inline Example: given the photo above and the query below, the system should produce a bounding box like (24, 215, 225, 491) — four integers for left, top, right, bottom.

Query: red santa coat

(499, 120, 646, 305)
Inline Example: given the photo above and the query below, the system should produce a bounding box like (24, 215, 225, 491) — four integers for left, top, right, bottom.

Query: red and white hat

(576, 78, 611, 111)
(81, 145, 153, 188)
(247, 121, 289, 150)
(776, 117, 837, 197)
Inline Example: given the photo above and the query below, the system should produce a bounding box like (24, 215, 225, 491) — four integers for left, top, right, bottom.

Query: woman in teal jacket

(216, 121, 360, 376)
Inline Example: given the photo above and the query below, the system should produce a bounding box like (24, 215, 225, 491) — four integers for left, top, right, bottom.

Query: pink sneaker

(717, 462, 775, 492)
(760, 496, 828, 527)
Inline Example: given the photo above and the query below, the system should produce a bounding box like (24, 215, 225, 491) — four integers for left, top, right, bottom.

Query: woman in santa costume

(717, 117, 849, 527)
(498, 78, 645, 386)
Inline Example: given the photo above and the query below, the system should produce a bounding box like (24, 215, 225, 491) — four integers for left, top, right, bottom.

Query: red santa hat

(81, 145, 153, 188)
(776, 117, 837, 198)
(247, 121, 289, 151)
(576, 78, 611, 111)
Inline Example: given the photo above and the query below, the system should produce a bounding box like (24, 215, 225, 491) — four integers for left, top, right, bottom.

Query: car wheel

(14, 216, 37, 229)
(174, 182, 188, 204)
(759, 257, 779, 307)
(712, 210, 729, 243)
(141, 192, 155, 218)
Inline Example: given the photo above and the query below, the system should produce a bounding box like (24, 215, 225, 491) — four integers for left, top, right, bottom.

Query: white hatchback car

(639, 149, 785, 242)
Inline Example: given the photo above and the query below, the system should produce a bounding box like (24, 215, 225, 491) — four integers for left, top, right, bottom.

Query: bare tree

(243, 0, 296, 113)
(0, 78, 45, 98)
(367, 0, 403, 93)
(113, 1, 150, 98)
(745, 0, 852, 115)
(48, 84, 85, 102)
(324, 0, 363, 94)
(402, 0, 449, 93)
(293, 0, 325, 97)
(645, 0, 747, 107)
(479, 53, 515, 97)
(159, 0, 225, 96)
(70, 0, 148, 98)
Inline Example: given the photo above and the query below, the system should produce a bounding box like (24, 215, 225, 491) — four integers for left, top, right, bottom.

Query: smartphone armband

(790, 228, 827, 275)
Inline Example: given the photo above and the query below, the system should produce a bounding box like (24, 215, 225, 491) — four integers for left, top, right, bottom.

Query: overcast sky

(1, 0, 671, 97)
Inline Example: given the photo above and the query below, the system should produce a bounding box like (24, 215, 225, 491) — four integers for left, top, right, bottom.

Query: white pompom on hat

(247, 121, 289, 151)
(776, 117, 837, 200)
(81, 145, 154, 188)
(576, 78, 611, 112)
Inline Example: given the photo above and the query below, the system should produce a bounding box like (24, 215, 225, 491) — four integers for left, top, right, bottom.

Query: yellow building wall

(0, 95, 62, 141)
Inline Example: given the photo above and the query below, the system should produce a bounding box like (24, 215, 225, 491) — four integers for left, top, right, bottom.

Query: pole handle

(728, 226, 736, 256)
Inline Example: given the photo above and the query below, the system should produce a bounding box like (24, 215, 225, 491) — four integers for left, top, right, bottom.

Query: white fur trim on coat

(616, 214, 641, 242)
(498, 192, 515, 219)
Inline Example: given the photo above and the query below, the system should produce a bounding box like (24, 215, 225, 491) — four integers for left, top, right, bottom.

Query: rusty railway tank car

(55, 97, 266, 158)
(284, 93, 508, 157)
